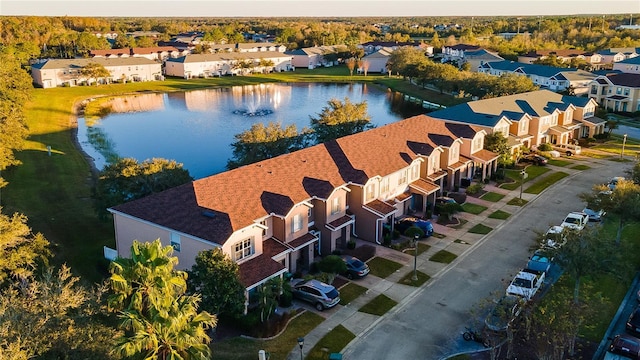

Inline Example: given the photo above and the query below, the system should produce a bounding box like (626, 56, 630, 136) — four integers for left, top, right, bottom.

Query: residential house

(89, 49, 131, 59)
(517, 49, 603, 66)
(462, 49, 503, 72)
(359, 41, 433, 56)
(441, 44, 481, 63)
(90, 47, 187, 61)
(285, 45, 347, 69)
(31, 57, 162, 88)
(108, 114, 496, 307)
(589, 73, 640, 113)
(429, 90, 605, 150)
(236, 43, 287, 53)
(359, 48, 393, 74)
(597, 48, 639, 64)
(478, 60, 596, 93)
(164, 52, 293, 78)
(613, 56, 640, 74)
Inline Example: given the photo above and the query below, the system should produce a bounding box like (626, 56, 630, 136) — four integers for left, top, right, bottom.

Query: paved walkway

(285, 162, 584, 360)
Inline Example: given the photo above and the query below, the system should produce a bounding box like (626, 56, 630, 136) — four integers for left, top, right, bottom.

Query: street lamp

(412, 234, 419, 281)
(519, 170, 526, 200)
(621, 134, 628, 159)
(297, 337, 304, 360)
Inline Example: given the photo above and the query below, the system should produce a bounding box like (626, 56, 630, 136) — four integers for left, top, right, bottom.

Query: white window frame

(431, 156, 438, 172)
(170, 232, 181, 252)
(411, 164, 419, 181)
(366, 183, 376, 201)
(331, 197, 340, 215)
(292, 213, 303, 233)
(380, 177, 389, 193)
(234, 238, 253, 261)
(398, 170, 407, 186)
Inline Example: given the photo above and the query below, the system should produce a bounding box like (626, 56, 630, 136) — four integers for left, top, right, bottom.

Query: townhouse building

(90, 46, 188, 61)
(429, 90, 605, 151)
(613, 56, 640, 75)
(164, 52, 293, 78)
(108, 114, 498, 308)
(589, 73, 640, 113)
(31, 57, 162, 88)
(285, 45, 347, 69)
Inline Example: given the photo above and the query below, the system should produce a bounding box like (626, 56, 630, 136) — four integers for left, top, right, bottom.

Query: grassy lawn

(591, 137, 640, 156)
(507, 197, 528, 206)
(429, 250, 458, 263)
(468, 223, 493, 234)
(338, 282, 368, 306)
(358, 294, 398, 316)
(524, 171, 569, 194)
(488, 210, 511, 220)
(547, 159, 572, 167)
(571, 164, 591, 170)
(461, 202, 488, 215)
(367, 257, 403, 279)
(306, 325, 355, 360)
(500, 166, 551, 190)
(398, 270, 430, 287)
(480, 191, 506, 202)
(213, 311, 324, 360)
(374, 78, 470, 107)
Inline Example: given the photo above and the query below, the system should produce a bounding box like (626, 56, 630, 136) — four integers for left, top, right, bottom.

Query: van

(553, 143, 581, 156)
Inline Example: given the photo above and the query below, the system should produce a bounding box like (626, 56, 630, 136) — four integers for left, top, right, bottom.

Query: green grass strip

(571, 164, 591, 170)
(398, 270, 430, 287)
(547, 159, 571, 167)
(488, 210, 511, 219)
(480, 191, 506, 202)
(468, 223, 493, 234)
(358, 294, 398, 316)
(524, 171, 569, 194)
(338, 282, 368, 306)
(507, 197, 528, 206)
(461, 202, 488, 214)
(307, 325, 355, 360)
(429, 250, 458, 263)
(367, 257, 403, 279)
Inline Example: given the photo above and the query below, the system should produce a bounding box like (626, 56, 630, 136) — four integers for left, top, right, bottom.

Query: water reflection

(78, 83, 424, 179)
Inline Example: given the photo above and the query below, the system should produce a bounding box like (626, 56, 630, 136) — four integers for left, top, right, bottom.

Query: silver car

(291, 279, 340, 311)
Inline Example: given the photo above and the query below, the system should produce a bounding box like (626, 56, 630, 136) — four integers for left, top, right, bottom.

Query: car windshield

(564, 217, 579, 224)
(512, 278, 532, 288)
(350, 259, 364, 268)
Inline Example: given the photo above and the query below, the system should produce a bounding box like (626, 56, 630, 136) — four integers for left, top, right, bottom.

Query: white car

(506, 269, 545, 301)
(543, 225, 566, 249)
(560, 211, 589, 231)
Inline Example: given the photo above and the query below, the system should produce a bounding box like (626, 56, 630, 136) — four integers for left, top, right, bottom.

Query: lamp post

(519, 170, 526, 200)
(412, 234, 419, 281)
(621, 134, 628, 159)
(297, 337, 304, 360)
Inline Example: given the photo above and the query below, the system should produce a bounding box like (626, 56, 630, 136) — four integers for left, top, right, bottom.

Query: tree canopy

(94, 158, 193, 217)
(187, 248, 246, 318)
(310, 97, 373, 143)
(108, 240, 216, 360)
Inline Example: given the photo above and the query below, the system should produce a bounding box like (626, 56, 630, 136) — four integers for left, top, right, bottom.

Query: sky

(1, 0, 639, 18)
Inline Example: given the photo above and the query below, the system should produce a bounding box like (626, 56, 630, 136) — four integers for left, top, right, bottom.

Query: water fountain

(232, 84, 275, 117)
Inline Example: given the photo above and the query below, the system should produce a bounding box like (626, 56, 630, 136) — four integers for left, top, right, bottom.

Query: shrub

(465, 183, 485, 195)
(332, 249, 342, 255)
(279, 290, 293, 307)
(538, 143, 553, 151)
(347, 240, 356, 249)
(392, 230, 400, 239)
(383, 234, 392, 246)
(404, 226, 425, 239)
(594, 133, 609, 140)
(317, 255, 347, 274)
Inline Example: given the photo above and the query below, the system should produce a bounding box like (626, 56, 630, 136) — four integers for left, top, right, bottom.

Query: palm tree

(108, 240, 216, 360)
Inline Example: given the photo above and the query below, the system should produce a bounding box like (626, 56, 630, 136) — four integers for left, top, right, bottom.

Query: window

(551, 114, 558, 125)
(616, 87, 622, 95)
(331, 197, 341, 215)
(411, 164, 419, 180)
(260, 219, 268, 237)
(367, 183, 376, 201)
(431, 156, 438, 172)
(292, 213, 303, 233)
(624, 88, 630, 96)
(170, 233, 181, 252)
(398, 170, 407, 186)
(380, 178, 389, 193)
(234, 238, 253, 261)
(519, 120, 527, 132)
(451, 146, 458, 159)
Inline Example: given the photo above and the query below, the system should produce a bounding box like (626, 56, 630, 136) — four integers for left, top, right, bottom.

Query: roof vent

(202, 210, 216, 218)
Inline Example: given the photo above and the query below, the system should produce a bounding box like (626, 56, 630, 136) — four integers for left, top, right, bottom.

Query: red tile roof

(112, 115, 480, 245)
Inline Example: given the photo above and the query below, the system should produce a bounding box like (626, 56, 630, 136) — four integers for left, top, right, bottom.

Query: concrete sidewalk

(286, 164, 583, 360)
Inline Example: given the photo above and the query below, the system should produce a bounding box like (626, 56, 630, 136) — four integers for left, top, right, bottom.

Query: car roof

(546, 225, 564, 234)
(301, 279, 336, 292)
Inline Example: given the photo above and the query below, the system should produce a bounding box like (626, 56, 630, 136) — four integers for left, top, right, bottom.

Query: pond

(77, 82, 424, 179)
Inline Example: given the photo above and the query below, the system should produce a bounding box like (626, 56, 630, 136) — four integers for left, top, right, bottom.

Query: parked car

(583, 207, 606, 222)
(341, 255, 370, 279)
(542, 225, 566, 249)
(609, 334, 640, 359)
(627, 306, 640, 336)
(434, 196, 457, 215)
(526, 250, 552, 274)
(484, 295, 524, 332)
(609, 177, 625, 191)
(506, 269, 545, 301)
(291, 279, 340, 311)
(560, 211, 590, 231)
(395, 218, 434, 237)
(553, 143, 581, 156)
(521, 154, 548, 166)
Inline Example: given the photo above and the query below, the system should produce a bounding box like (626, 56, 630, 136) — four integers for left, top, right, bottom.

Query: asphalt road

(342, 159, 629, 360)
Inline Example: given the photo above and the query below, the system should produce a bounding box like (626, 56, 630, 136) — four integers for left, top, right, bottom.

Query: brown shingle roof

(471, 149, 500, 163)
(238, 254, 286, 289)
(364, 199, 397, 216)
(409, 179, 439, 195)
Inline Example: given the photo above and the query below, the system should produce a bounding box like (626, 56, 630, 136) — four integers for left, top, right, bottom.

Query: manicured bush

(538, 143, 553, 151)
(404, 226, 425, 239)
(347, 240, 356, 249)
(465, 183, 485, 195)
(279, 290, 293, 307)
(317, 255, 347, 274)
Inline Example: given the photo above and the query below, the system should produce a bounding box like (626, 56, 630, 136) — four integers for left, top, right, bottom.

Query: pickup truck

(560, 211, 590, 231)
(506, 269, 545, 301)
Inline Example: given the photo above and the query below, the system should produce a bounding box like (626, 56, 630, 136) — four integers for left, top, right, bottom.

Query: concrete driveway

(338, 158, 629, 360)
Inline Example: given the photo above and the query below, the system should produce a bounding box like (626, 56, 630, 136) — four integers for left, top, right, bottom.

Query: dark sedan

(521, 154, 548, 166)
(341, 255, 370, 279)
